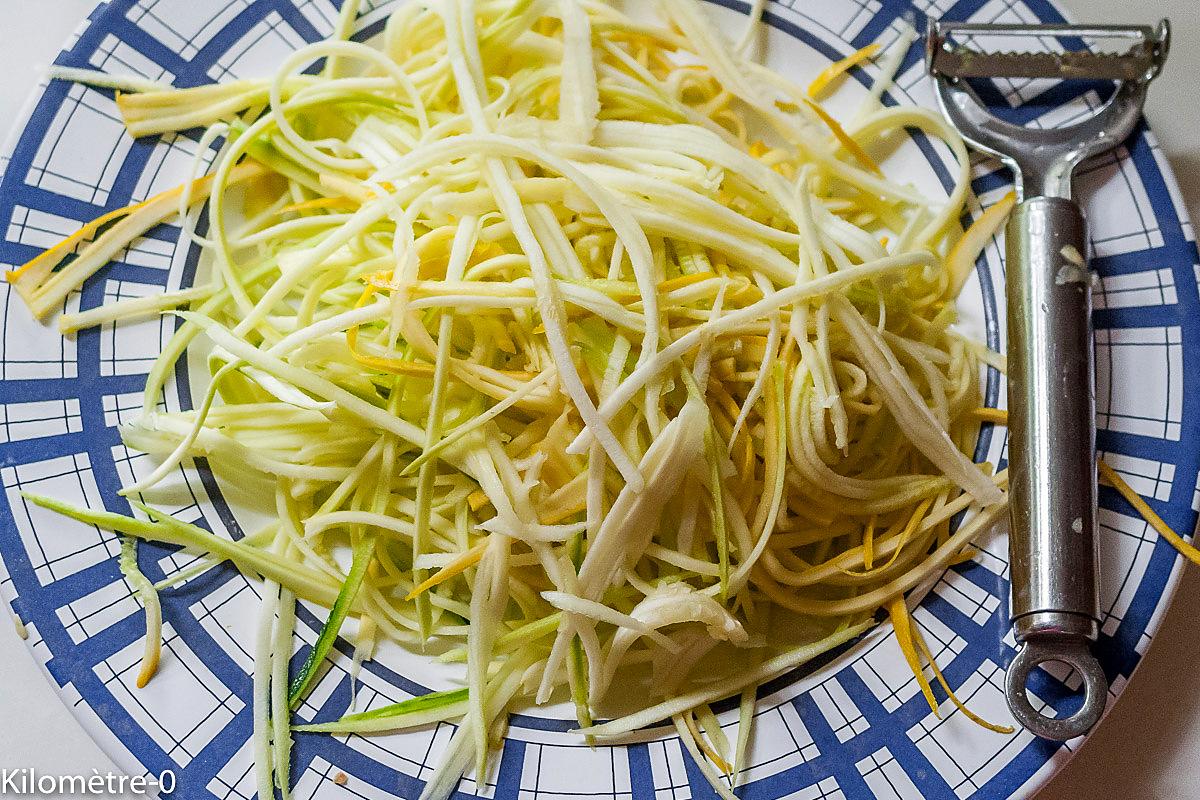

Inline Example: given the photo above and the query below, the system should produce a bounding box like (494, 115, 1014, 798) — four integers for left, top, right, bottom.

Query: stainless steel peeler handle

(1004, 197, 1107, 739)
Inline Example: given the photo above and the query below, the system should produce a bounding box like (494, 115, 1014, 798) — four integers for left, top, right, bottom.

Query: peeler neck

(1014, 156, 1075, 201)
(931, 71, 1155, 204)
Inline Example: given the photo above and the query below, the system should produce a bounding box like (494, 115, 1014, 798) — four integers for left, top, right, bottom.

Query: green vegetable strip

(150, 524, 278, 592)
(139, 256, 279, 415)
(414, 216, 477, 641)
(273, 486, 300, 796)
(22, 493, 344, 606)
(579, 622, 872, 737)
(295, 687, 469, 734)
(706, 427, 730, 601)
(151, 556, 219, 591)
(288, 534, 377, 708)
(673, 714, 738, 800)
(466, 532, 510, 780)
(272, 588, 297, 797)
(437, 613, 563, 663)
(122, 358, 243, 495)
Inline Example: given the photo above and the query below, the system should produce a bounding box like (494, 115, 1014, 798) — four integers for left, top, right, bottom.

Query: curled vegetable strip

(594, 583, 748, 702)
(539, 392, 709, 703)
(829, 295, 1003, 505)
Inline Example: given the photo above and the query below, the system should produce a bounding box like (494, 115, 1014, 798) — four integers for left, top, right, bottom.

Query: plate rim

(0, 1, 1194, 798)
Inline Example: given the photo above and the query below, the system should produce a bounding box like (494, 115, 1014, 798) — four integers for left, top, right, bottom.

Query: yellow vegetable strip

(971, 408, 1197, 566)
(406, 539, 490, 600)
(659, 270, 718, 293)
(913, 628, 1015, 734)
(1100, 460, 1200, 567)
(887, 596, 939, 715)
(8, 160, 265, 319)
(8, 204, 138, 286)
(803, 98, 883, 176)
(840, 498, 932, 577)
(683, 710, 733, 775)
(119, 537, 162, 688)
(970, 407, 1010, 425)
(281, 197, 358, 214)
(863, 515, 876, 570)
(946, 191, 1017, 298)
(808, 43, 881, 99)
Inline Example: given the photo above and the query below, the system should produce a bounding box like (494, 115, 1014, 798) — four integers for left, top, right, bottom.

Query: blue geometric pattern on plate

(0, 1, 1195, 799)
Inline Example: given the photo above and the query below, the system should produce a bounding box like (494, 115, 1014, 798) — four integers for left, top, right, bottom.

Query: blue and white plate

(1, 1, 1196, 798)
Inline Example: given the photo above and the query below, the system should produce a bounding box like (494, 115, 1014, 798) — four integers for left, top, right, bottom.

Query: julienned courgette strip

(288, 535, 377, 708)
(22, 493, 346, 608)
(294, 687, 470, 734)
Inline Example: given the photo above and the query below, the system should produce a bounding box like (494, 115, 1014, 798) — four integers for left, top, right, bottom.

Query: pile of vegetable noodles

(14, 0, 1048, 797)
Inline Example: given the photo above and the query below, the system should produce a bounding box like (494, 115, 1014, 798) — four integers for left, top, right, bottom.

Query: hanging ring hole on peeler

(1005, 636, 1107, 741)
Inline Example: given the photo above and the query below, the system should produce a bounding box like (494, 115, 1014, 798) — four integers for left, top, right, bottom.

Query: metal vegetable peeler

(926, 19, 1169, 740)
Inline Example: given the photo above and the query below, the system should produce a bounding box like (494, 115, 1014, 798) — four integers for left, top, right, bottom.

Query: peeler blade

(927, 20, 1169, 81)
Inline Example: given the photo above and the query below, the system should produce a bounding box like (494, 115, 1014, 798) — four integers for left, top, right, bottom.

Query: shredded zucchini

(12, 2, 1025, 797)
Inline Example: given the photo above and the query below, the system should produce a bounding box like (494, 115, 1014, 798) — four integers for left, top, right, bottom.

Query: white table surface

(0, 2, 1197, 798)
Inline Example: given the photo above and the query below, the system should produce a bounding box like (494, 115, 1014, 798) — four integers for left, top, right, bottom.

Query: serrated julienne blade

(927, 20, 1168, 80)
(931, 48, 1157, 80)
